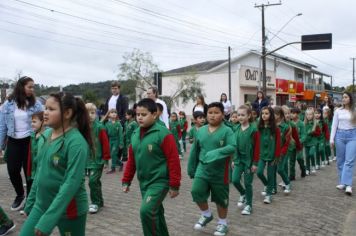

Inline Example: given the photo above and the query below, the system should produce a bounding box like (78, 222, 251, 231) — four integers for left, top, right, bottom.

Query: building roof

(164, 50, 319, 75)
(164, 59, 227, 74)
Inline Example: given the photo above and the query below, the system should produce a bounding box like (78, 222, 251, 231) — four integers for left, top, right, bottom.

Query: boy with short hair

(188, 102, 236, 236)
(86, 103, 111, 214)
(122, 98, 181, 236)
(188, 111, 206, 144)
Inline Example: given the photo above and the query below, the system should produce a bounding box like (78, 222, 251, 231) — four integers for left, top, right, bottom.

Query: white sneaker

(89, 204, 99, 214)
(278, 182, 286, 188)
(306, 170, 310, 176)
(336, 184, 346, 190)
(333, 157, 337, 161)
(237, 195, 246, 208)
(284, 184, 291, 195)
(321, 162, 326, 168)
(263, 195, 272, 204)
(316, 165, 320, 170)
(311, 167, 316, 174)
(241, 205, 252, 215)
(345, 186, 352, 195)
(261, 186, 267, 196)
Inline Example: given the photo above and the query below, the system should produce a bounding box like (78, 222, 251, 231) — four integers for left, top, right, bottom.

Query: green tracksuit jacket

(23, 128, 89, 235)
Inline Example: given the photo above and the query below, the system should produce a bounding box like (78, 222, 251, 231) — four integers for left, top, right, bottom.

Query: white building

(162, 50, 330, 115)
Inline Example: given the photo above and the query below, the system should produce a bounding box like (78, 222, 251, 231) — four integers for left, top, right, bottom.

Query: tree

(164, 71, 204, 110)
(345, 84, 356, 93)
(82, 89, 98, 104)
(117, 49, 159, 93)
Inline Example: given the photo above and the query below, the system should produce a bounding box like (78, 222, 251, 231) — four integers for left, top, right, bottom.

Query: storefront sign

(276, 78, 289, 93)
(288, 81, 297, 94)
(239, 65, 275, 88)
(289, 95, 297, 102)
(296, 82, 304, 94)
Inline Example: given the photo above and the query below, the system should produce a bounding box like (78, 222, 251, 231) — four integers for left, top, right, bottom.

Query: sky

(0, 0, 355, 87)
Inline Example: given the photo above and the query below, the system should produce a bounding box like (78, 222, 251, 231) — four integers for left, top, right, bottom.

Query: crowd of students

(0, 77, 355, 236)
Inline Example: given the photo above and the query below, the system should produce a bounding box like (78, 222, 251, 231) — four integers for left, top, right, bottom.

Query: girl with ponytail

(20, 92, 92, 236)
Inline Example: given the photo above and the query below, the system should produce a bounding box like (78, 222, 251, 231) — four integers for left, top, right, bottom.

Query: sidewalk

(0, 154, 355, 235)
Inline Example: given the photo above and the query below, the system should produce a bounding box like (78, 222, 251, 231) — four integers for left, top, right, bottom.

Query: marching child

(179, 111, 188, 153)
(232, 105, 260, 215)
(101, 109, 124, 173)
(228, 111, 240, 132)
(169, 112, 183, 159)
(188, 102, 236, 236)
(281, 105, 303, 181)
(122, 98, 181, 236)
(86, 103, 111, 214)
(122, 109, 138, 161)
(251, 108, 259, 128)
(188, 111, 206, 144)
(273, 106, 292, 194)
(315, 109, 330, 168)
(256, 106, 281, 204)
(304, 108, 321, 175)
(290, 108, 307, 179)
(323, 108, 333, 163)
(0, 205, 15, 235)
(20, 93, 93, 236)
(156, 103, 167, 127)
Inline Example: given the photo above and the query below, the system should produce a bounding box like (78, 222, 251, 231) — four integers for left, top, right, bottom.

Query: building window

(244, 94, 256, 105)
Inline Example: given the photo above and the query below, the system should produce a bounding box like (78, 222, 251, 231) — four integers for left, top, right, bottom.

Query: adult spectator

(146, 86, 169, 128)
(220, 93, 232, 120)
(103, 81, 128, 125)
(192, 95, 208, 117)
(0, 76, 42, 211)
(330, 91, 356, 195)
(252, 91, 269, 114)
(320, 95, 334, 114)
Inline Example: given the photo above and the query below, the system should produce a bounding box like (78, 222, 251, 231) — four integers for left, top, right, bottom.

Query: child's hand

(169, 190, 179, 198)
(35, 229, 48, 236)
(231, 162, 235, 169)
(330, 142, 334, 149)
(272, 159, 280, 166)
(251, 165, 257, 173)
(122, 185, 130, 193)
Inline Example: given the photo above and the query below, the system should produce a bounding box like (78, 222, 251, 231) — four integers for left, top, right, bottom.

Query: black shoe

(289, 176, 296, 181)
(10, 196, 25, 211)
(0, 220, 16, 236)
(301, 169, 306, 178)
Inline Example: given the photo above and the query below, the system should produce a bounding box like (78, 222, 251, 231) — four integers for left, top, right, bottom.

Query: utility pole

(228, 46, 232, 101)
(352, 57, 355, 96)
(255, 1, 281, 95)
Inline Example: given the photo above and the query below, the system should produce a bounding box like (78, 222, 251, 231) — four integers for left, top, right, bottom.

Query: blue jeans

(335, 128, 356, 186)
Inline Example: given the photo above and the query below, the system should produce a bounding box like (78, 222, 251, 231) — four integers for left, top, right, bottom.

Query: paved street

(1, 150, 356, 236)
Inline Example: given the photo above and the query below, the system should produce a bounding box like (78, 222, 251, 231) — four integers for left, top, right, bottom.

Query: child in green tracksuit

(179, 111, 188, 153)
(156, 103, 167, 127)
(228, 111, 240, 133)
(169, 112, 183, 158)
(304, 108, 321, 175)
(122, 109, 139, 161)
(323, 108, 333, 162)
(0, 205, 15, 235)
(232, 105, 260, 216)
(188, 102, 236, 236)
(102, 109, 124, 173)
(20, 93, 92, 236)
(274, 106, 292, 194)
(315, 109, 330, 168)
(188, 111, 206, 144)
(290, 108, 307, 179)
(256, 106, 281, 204)
(122, 98, 181, 236)
(86, 103, 111, 214)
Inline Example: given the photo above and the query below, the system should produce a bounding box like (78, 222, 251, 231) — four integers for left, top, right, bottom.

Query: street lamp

(269, 13, 303, 42)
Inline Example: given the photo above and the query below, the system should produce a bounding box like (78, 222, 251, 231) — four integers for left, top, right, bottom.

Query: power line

(9, 0, 227, 49)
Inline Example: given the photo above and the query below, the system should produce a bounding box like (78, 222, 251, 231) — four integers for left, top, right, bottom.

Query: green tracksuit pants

(277, 154, 290, 185)
(325, 143, 331, 161)
(289, 149, 306, 178)
(88, 166, 104, 207)
(20, 207, 87, 236)
(0, 206, 10, 225)
(181, 132, 187, 152)
(232, 163, 254, 206)
(110, 140, 122, 169)
(140, 185, 169, 236)
(305, 146, 316, 171)
(316, 143, 326, 166)
(257, 160, 276, 196)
